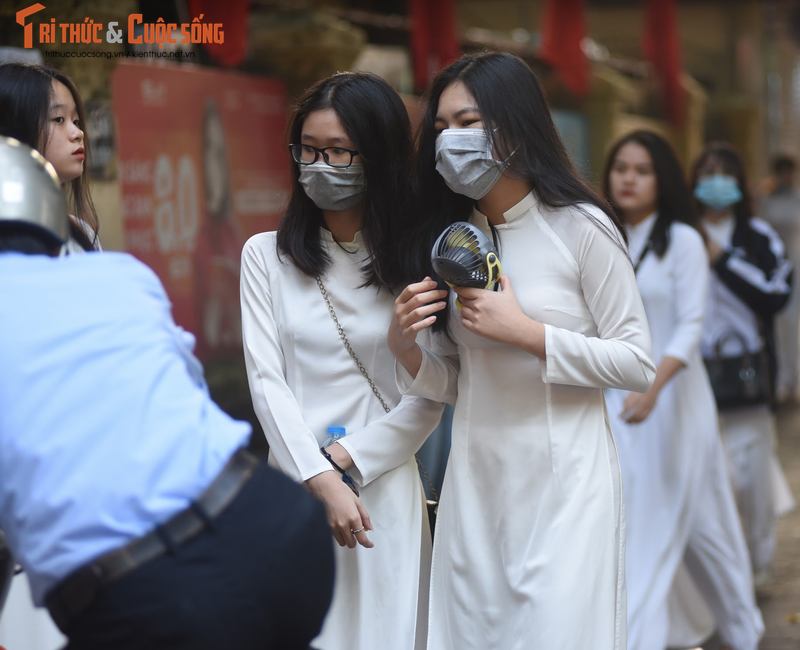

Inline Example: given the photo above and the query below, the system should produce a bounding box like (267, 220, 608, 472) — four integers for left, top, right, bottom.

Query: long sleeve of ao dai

(241, 232, 443, 486)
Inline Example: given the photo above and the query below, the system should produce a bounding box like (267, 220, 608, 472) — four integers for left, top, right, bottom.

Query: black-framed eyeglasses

(289, 144, 360, 169)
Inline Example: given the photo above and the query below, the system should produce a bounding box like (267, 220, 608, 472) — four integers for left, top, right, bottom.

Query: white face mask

(298, 162, 365, 211)
(435, 129, 504, 200)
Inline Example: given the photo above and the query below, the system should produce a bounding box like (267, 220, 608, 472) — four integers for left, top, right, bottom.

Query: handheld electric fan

(431, 222, 502, 307)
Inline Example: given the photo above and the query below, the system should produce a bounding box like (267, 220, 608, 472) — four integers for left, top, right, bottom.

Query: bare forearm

(395, 342, 423, 380)
(649, 355, 685, 396)
(326, 442, 354, 471)
(512, 317, 547, 358)
(620, 355, 684, 423)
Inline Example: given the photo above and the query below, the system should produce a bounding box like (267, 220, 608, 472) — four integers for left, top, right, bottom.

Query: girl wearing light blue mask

(389, 51, 657, 650)
(692, 142, 795, 589)
(240, 72, 444, 650)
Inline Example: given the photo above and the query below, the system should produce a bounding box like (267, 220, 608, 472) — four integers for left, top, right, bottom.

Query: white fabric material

(605, 219, 762, 650)
(240, 230, 443, 650)
(398, 193, 656, 650)
(62, 216, 101, 255)
(667, 423, 767, 649)
(667, 566, 716, 648)
(0, 575, 64, 650)
(719, 405, 796, 572)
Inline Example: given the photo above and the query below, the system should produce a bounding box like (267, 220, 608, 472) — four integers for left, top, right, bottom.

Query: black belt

(46, 447, 259, 632)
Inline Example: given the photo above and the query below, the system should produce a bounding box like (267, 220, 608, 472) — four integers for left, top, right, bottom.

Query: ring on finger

(351, 526, 366, 534)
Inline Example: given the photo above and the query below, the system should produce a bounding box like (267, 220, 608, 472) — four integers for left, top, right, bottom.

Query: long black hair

(413, 50, 624, 333)
(691, 141, 756, 256)
(277, 71, 421, 290)
(603, 130, 701, 258)
(0, 63, 98, 250)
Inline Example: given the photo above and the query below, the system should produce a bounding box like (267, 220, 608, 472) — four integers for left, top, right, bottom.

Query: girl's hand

(388, 277, 448, 377)
(621, 356, 682, 423)
(306, 471, 374, 549)
(620, 389, 657, 424)
(454, 275, 545, 357)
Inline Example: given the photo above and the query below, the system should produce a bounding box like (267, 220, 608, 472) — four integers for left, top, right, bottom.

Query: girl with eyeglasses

(388, 51, 656, 650)
(603, 131, 763, 650)
(240, 72, 443, 650)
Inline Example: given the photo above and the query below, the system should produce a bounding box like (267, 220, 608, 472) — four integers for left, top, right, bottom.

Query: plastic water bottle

(322, 426, 346, 448)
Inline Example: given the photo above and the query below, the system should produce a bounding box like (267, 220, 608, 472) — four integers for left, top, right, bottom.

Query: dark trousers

(63, 461, 334, 650)
(0, 528, 14, 615)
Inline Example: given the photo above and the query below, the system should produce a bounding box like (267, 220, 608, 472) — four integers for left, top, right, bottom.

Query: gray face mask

(299, 162, 365, 211)
(435, 129, 504, 200)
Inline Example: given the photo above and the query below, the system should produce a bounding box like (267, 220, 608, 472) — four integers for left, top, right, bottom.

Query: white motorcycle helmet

(0, 136, 69, 244)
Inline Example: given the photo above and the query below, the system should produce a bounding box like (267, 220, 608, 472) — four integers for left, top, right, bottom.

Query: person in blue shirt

(0, 137, 334, 650)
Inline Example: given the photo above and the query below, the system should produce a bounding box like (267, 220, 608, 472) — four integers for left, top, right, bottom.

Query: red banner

(187, 0, 249, 67)
(642, 0, 685, 127)
(410, 0, 461, 93)
(111, 62, 290, 361)
(540, 0, 589, 98)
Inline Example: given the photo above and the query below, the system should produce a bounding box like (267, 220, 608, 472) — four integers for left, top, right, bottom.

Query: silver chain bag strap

(315, 275, 440, 533)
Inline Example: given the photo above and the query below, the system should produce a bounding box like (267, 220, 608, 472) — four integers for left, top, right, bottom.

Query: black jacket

(712, 217, 793, 400)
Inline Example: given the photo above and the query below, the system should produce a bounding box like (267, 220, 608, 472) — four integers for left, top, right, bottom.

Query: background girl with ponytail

(389, 51, 656, 650)
(240, 72, 442, 650)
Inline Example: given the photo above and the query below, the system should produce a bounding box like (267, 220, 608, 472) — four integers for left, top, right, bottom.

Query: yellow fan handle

(443, 280, 464, 310)
(486, 252, 502, 289)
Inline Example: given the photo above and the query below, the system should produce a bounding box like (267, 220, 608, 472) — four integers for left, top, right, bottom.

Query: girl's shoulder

(241, 230, 281, 271)
(558, 202, 626, 248)
(665, 222, 707, 264)
(538, 201, 617, 232)
(242, 230, 278, 258)
(241, 230, 309, 282)
(535, 201, 628, 269)
(669, 221, 704, 246)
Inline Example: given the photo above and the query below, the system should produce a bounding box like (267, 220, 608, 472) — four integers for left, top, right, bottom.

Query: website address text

(44, 51, 196, 60)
